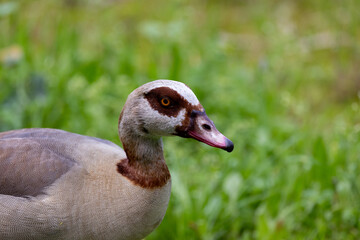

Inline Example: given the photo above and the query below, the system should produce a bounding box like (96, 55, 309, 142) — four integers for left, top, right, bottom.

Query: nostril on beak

(202, 124, 211, 131)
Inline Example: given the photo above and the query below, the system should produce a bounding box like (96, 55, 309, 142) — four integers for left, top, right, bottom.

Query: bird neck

(121, 133, 164, 165)
(117, 111, 171, 188)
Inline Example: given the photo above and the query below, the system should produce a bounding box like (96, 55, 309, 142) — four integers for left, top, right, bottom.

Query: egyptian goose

(0, 80, 233, 240)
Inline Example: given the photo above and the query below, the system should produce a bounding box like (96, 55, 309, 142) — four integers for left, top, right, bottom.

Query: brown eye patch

(144, 87, 188, 117)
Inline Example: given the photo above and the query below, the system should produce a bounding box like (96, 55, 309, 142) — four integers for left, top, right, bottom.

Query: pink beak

(179, 110, 234, 152)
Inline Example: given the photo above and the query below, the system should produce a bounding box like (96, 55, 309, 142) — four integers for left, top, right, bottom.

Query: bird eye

(160, 97, 171, 107)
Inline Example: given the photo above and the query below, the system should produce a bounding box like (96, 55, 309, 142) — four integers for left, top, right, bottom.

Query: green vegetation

(1, 0, 359, 239)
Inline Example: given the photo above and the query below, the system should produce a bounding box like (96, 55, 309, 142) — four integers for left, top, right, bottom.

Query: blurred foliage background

(0, 0, 360, 239)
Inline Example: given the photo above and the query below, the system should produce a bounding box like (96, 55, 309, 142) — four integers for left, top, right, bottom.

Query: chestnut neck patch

(117, 158, 170, 189)
(116, 137, 171, 189)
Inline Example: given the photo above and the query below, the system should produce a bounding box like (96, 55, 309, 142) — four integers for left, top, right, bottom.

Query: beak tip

(223, 138, 234, 152)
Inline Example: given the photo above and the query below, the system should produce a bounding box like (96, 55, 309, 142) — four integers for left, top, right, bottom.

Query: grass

(0, 0, 359, 239)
